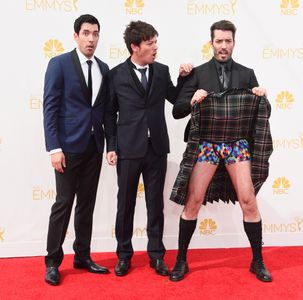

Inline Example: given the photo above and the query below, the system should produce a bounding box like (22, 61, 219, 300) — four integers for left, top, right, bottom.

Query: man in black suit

(104, 20, 192, 277)
(169, 20, 272, 283)
(43, 14, 109, 285)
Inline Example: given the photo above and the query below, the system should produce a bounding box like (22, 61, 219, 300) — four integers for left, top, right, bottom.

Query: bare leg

(226, 160, 272, 282)
(182, 161, 218, 220)
(170, 161, 217, 282)
(225, 160, 260, 222)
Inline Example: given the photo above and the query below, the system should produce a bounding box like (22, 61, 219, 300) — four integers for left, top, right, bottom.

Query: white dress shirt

(131, 60, 149, 82)
(76, 48, 102, 105)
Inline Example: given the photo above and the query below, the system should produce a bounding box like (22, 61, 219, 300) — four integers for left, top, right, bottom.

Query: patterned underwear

(197, 139, 251, 165)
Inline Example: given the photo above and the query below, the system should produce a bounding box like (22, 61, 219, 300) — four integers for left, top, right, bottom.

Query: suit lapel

(93, 58, 107, 107)
(71, 49, 91, 105)
(231, 60, 240, 88)
(126, 58, 146, 97)
(208, 58, 221, 92)
(146, 63, 154, 99)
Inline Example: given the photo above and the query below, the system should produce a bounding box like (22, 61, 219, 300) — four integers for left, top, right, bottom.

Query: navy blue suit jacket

(43, 49, 109, 153)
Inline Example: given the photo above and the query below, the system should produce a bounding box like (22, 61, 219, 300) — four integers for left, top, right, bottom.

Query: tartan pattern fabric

(170, 89, 273, 205)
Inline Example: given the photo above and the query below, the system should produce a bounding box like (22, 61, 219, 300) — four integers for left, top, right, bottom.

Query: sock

(243, 220, 263, 262)
(176, 217, 197, 262)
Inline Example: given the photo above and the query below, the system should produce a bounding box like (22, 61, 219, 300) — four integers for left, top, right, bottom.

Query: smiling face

(131, 36, 158, 66)
(74, 22, 100, 59)
(211, 29, 235, 62)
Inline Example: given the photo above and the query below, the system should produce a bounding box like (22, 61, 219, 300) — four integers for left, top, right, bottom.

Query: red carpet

(1, 247, 302, 300)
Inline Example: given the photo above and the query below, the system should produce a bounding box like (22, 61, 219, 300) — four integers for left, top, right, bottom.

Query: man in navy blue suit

(43, 14, 109, 286)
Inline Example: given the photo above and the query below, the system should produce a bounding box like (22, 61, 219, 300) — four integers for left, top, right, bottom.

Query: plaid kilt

(170, 89, 273, 205)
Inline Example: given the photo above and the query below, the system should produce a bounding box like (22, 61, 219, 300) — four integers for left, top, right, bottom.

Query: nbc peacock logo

(272, 177, 291, 195)
(280, 0, 300, 15)
(201, 41, 213, 61)
(0, 228, 5, 242)
(43, 39, 64, 59)
(137, 182, 145, 199)
(125, 0, 144, 14)
(199, 218, 217, 235)
(275, 91, 294, 110)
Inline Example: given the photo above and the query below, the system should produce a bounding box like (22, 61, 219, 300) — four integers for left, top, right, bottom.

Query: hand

(106, 151, 117, 166)
(190, 89, 208, 106)
(179, 63, 193, 77)
(51, 152, 66, 173)
(252, 86, 267, 97)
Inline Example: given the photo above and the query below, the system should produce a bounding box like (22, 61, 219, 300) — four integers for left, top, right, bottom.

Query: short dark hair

(210, 20, 236, 41)
(74, 14, 100, 34)
(124, 20, 158, 54)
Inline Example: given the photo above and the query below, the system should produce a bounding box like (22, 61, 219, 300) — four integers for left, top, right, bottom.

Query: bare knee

(239, 194, 260, 219)
(182, 192, 203, 220)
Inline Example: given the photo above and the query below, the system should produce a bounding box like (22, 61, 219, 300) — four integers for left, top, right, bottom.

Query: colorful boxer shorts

(197, 139, 251, 165)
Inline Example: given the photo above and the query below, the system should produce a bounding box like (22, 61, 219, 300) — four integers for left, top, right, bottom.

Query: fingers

(252, 87, 267, 97)
(106, 152, 117, 166)
(62, 156, 66, 168)
(179, 63, 194, 77)
(190, 89, 208, 105)
(56, 164, 64, 173)
(51, 152, 65, 173)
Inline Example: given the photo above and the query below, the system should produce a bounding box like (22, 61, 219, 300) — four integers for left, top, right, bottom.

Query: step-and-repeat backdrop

(0, 0, 302, 257)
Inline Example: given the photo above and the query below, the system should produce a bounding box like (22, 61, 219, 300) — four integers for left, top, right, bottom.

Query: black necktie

(138, 68, 148, 90)
(86, 60, 93, 103)
(220, 64, 229, 90)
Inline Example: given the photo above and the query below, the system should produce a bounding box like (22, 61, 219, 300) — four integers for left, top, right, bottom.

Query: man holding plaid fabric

(169, 20, 273, 283)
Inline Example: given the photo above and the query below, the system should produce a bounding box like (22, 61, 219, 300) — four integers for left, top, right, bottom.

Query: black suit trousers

(115, 141, 167, 260)
(45, 136, 102, 267)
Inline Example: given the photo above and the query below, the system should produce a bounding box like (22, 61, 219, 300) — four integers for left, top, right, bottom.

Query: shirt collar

(214, 58, 233, 71)
(130, 58, 149, 70)
(76, 48, 97, 65)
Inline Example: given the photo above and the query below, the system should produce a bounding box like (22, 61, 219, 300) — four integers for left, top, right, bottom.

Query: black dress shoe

(149, 259, 170, 276)
(250, 260, 272, 282)
(73, 258, 109, 274)
(45, 266, 60, 286)
(115, 259, 131, 276)
(169, 260, 189, 282)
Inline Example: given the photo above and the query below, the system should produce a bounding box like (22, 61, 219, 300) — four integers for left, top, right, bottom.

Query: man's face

(131, 36, 158, 66)
(74, 23, 99, 59)
(211, 29, 235, 62)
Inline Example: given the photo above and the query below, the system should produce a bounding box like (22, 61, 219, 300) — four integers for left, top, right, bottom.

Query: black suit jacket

(172, 57, 259, 141)
(105, 58, 183, 159)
